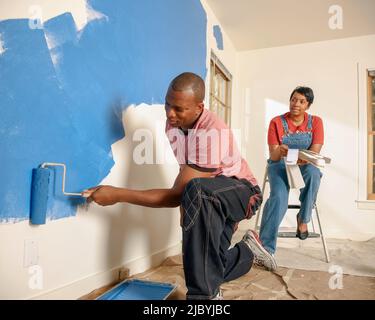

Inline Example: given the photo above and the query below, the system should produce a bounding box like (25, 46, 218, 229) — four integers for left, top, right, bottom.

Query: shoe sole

(244, 230, 277, 271)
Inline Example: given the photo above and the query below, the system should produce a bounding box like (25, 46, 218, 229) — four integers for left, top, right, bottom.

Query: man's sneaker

(210, 288, 224, 300)
(242, 229, 278, 271)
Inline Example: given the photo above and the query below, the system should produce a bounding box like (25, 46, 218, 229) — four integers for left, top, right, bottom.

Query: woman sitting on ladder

(258, 86, 324, 257)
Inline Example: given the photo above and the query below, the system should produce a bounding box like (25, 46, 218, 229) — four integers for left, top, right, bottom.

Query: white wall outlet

(24, 239, 39, 268)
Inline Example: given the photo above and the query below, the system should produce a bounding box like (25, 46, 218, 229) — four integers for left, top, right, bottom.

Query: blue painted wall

(0, 0, 207, 222)
(213, 25, 224, 50)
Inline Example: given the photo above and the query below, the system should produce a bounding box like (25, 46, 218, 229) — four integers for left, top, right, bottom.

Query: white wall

(0, 0, 238, 299)
(200, 0, 238, 109)
(6, 0, 373, 300)
(236, 35, 375, 240)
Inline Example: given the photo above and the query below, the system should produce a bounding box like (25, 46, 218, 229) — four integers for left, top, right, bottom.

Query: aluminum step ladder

(254, 166, 330, 263)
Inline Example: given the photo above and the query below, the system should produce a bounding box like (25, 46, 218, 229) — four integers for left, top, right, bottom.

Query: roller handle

(41, 162, 84, 197)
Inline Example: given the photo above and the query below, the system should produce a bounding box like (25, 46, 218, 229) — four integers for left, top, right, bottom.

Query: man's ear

(197, 102, 204, 114)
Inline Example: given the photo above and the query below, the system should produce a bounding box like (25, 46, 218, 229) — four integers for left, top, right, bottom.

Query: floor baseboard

(29, 242, 182, 300)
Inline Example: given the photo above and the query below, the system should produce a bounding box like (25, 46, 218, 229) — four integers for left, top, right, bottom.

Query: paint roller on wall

(30, 162, 88, 225)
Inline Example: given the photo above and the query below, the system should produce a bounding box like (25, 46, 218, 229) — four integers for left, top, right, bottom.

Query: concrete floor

(233, 229, 375, 277)
(81, 233, 375, 300)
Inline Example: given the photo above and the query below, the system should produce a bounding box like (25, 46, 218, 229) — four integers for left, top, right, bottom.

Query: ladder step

(288, 204, 301, 209)
(278, 231, 321, 238)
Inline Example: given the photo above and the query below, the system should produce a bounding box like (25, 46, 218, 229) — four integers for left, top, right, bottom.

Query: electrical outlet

(118, 266, 130, 281)
(24, 239, 39, 268)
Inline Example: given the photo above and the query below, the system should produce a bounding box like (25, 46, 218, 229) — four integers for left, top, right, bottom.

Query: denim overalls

(259, 114, 322, 254)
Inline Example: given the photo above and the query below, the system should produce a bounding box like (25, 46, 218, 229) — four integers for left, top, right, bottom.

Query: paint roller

(30, 162, 87, 225)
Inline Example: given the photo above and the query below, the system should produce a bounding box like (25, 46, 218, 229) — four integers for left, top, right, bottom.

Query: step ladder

(254, 166, 330, 263)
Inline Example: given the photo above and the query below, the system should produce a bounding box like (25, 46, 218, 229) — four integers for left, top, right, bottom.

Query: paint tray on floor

(96, 279, 177, 300)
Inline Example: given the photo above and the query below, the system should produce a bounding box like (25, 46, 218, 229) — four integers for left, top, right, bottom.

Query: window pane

(368, 75, 375, 198)
(211, 98, 217, 114)
(220, 77, 226, 103)
(227, 107, 231, 126)
(214, 75, 219, 97)
(209, 58, 232, 126)
(218, 104, 225, 121)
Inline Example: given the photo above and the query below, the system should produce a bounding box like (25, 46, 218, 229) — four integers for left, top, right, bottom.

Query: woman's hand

(279, 144, 289, 158)
(297, 159, 309, 166)
(82, 185, 121, 206)
(269, 144, 288, 161)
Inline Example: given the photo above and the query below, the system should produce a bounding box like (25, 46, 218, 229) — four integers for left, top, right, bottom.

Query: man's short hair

(169, 72, 205, 102)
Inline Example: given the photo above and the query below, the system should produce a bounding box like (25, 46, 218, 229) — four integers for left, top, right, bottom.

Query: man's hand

(279, 144, 289, 158)
(83, 185, 120, 206)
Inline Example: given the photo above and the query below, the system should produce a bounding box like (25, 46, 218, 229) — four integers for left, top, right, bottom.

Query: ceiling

(205, 0, 375, 51)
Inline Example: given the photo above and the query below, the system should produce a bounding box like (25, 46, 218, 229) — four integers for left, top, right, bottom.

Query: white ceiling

(206, 0, 375, 51)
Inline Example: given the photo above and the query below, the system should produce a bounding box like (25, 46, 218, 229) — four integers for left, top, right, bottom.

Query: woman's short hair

(289, 86, 314, 106)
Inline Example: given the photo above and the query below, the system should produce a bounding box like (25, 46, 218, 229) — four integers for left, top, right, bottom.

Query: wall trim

(28, 242, 182, 300)
(357, 63, 375, 204)
(356, 200, 375, 210)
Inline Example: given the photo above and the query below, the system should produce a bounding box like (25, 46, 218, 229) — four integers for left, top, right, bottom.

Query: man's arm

(84, 165, 214, 208)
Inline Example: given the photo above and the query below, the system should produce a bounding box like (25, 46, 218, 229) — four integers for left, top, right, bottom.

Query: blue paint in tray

(96, 279, 177, 300)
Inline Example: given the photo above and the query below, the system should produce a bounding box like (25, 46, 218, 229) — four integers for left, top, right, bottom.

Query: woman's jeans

(181, 175, 262, 300)
(259, 160, 322, 254)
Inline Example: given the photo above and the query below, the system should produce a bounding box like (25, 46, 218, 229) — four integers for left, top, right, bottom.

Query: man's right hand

(83, 185, 121, 206)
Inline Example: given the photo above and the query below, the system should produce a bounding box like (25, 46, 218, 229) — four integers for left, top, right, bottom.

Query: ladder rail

(254, 165, 330, 263)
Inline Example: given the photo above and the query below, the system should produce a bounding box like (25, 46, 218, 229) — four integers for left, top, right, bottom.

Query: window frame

(367, 71, 375, 199)
(209, 52, 232, 127)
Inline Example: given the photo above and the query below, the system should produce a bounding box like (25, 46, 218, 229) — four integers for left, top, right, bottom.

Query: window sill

(356, 200, 375, 210)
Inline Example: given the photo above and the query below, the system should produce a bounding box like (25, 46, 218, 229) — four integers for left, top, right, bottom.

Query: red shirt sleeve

(267, 119, 280, 145)
(311, 116, 324, 145)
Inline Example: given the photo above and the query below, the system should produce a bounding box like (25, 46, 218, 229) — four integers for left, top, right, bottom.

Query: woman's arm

(269, 144, 288, 161)
(297, 144, 323, 165)
(270, 143, 323, 164)
(309, 144, 323, 154)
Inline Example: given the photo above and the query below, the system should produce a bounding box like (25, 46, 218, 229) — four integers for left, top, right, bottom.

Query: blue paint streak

(0, 0, 207, 222)
(213, 25, 224, 50)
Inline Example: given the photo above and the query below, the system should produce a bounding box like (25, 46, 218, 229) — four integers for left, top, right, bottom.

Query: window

(367, 70, 375, 199)
(209, 52, 232, 126)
